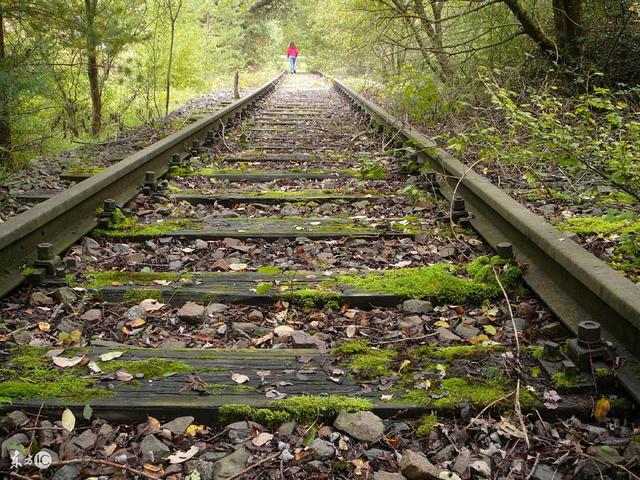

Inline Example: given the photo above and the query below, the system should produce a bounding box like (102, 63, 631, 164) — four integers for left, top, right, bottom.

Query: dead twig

(50, 458, 157, 479)
(492, 266, 520, 360)
(465, 390, 514, 429)
(227, 451, 281, 480)
(373, 332, 439, 345)
(524, 452, 540, 480)
(514, 379, 531, 449)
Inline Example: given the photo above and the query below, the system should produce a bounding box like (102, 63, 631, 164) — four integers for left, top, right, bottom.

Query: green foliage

(559, 213, 640, 280)
(219, 395, 373, 427)
(415, 414, 438, 437)
(338, 258, 522, 305)
(281, 289, 342, 311)
(122, 289, 164, 303)
(0, 347, 108, 402)
(455, 80, 640, 203)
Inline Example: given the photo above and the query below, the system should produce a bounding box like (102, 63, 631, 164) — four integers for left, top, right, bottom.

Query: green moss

(282, 288, 342, 311)
(559, 215, 638, 236)
(595, 367, 610, 378)
(331, 339, 372, 356)
(415, 413, 437, 437)
(331, 340, 397, 380)
(434, 377, 536, 408)
(0, 347, 108, 402)
(255, 282, 275, 294)
(339, 258, 522, 304)
(98, 358, 193, 378)
(552, 371, 583, 389)
(527, 346, 544, 360)
(94, 211, 200, 238)
(84, 271, 183, 288)
(122, 289, 163, 303)
(20, 267, 36, 277)
(220, 395, 372, 427)
(65, 166, 104, 176)
(360, 165, 386, 179)
(257, 266, 283, 275)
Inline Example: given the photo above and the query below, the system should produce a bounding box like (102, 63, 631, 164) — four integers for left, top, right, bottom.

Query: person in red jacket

(287, 42, 299, 74)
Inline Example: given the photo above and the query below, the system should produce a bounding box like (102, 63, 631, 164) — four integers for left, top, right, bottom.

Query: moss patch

(94, 215, 200, 238)
(281, 288, 341, 311)
(339, 257, 522, 304)
(552, 371, 584, 389)
(84, 271, 184, 288)
(122, 289, 164, 303)
(257, 266, 283, 275)
(331, 340, 397, 380)
(219, 395, 373, 427)
(0, 347, 108, 402)
(415, 413, 437, 437)
(417, 344, 504, 361)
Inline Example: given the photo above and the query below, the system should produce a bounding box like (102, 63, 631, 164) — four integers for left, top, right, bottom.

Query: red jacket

(287, 47, 298, 58)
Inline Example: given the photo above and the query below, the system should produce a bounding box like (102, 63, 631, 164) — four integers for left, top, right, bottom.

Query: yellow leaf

(144, 464, 164, 473)
(594, 398, 611, 422)
(483, 325, 497, 336)
(434, 320, 450, 328)
(127, 318, 146, 328)
(468, 334, 489, 345)
(38, 322, 50, 332)
(398, 360, 411, 373)
(185, 424, 205, 436)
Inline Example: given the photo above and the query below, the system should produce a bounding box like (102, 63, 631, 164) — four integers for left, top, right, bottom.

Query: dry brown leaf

(595, 398, 611, 422)
(231, 372, 250, 384)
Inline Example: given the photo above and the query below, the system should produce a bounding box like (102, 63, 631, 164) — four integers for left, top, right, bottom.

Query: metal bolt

(103, 199, 116, 213)
(37, 243, 54, 261)
(191, 140, 200, 153)
(577, 321, 602, 348)
(170, 153, 181, 166)
(453, 197, 465, 211)
(144, 171, 155, 183)
(562, 359, 579, 375)
(496, 242, 514, 259)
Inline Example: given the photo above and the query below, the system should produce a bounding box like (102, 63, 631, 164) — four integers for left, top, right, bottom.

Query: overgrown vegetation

(219, 395, 373, 427)
(339, 256, 522, 305)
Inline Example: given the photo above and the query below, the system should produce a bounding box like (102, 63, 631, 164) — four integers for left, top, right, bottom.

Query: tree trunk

(502, 0, 559, 60)
(85, 0, 102, 136)
(553, 0, 582, 62)
(165, 18, 176, 115)
(0, 8, 11, 167)
(412, 0, 451, 80)
(233, 71, 240, 99)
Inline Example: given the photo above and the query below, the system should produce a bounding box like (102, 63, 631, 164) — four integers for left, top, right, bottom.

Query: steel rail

(329, 75, 640, 403)
(0, 72, 285, 298)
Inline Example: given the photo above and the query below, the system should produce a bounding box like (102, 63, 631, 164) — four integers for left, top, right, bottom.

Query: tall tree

(163, 0, 182, 115)
(0, 7, 11, 166)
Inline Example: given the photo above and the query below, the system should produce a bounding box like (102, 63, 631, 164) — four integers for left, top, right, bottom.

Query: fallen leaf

(168, 445, 199, 464)
(468, 334, 490, 345)
(139, 298, 166, 312)
(103, 443, 117, 456)
(144, 464, 164, 474)
(229, 263, 248, 271)
(346, 325, 357, 338)
(38, 322, 50, 332)
(88, 361, 102, 373)
(61, 408, 75, 432)
(595, 398, 611, 422)
(83, 404, 93, 421)
(434, 320, 450, 328)
(185, 424, 205, 437)
(231, 373, 249, 384)
(252, 432, 274, 447)
(99, 351, 124, 362)
(153, 279, 171, 285)
(344, 309, 358, 319)
(46, 348, 65, 357)
(483, 325, 497, 336)
(398, 359, 411, 373)
(52, 355, 85, 368)
(116, 370, 133, 381)
(127, 318, 146, 328)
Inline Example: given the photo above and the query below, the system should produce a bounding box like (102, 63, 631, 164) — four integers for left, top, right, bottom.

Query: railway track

(0, 73, 639, 479)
